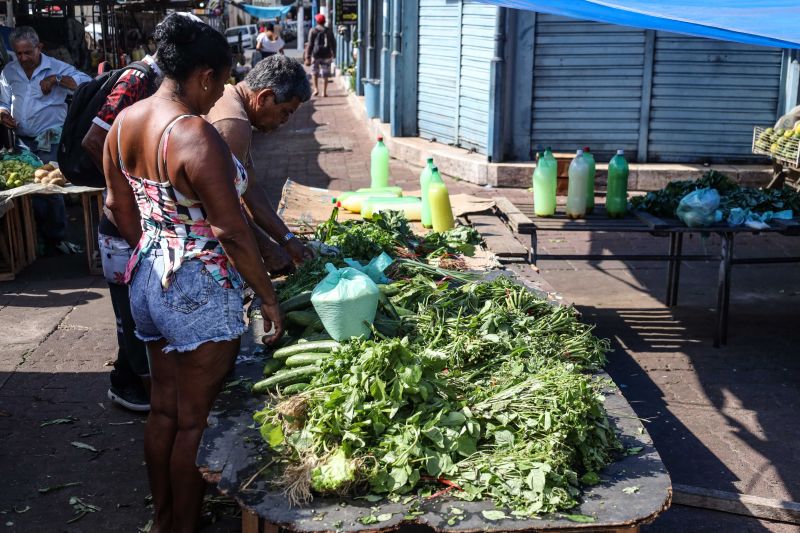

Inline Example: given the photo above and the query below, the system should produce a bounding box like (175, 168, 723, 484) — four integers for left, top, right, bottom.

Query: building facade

(336, 0, 800, 165)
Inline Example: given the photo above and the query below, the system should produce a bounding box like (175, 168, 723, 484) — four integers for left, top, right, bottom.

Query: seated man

(0, 26, 91, 253)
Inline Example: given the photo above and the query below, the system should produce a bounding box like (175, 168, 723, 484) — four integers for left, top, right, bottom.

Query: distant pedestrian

(255, 22, 284, 64)
(304, 13, 336, 97)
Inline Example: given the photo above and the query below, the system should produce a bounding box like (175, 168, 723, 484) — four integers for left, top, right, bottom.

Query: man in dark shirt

(81, 55, 160, 412)
(304, 14, 336, 97)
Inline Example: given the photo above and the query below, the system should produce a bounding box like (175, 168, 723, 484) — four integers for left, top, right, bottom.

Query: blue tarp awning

(478, 0, 800, 48)
(237, 4, 292, 20)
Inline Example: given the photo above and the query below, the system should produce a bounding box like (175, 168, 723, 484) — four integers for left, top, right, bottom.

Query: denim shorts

(129, 253, 246, 353)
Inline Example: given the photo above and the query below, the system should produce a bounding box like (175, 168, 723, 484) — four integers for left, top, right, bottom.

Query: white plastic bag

(676, 188, 722, 228)
(311, 263, 380, 340)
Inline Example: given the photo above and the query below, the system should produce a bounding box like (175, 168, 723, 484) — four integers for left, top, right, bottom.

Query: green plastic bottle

(606, 149, 629, 218)
(370, 135, 390, 188)
(427, 167, 454, 232)
(533, 151, 557, 217)
(583, 146, 596, 214)
(419, 157, 435, 228)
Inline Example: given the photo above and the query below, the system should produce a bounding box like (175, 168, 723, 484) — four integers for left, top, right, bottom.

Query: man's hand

(260, 300, 284, 345)
(40, 75, 57, 95)
(284, 238, 314, 264)
(0, 109, 17, 129)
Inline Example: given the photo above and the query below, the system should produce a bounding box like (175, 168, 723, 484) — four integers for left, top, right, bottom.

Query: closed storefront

(530, 14, 646, 160)
(530, 14, 784, 163)
(417, 0, 495, 154)
(647, 34, 783, 162)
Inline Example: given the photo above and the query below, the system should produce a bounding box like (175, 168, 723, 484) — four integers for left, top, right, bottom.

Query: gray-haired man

(205, 54, 313, 273)
(0, 26, 91, 253)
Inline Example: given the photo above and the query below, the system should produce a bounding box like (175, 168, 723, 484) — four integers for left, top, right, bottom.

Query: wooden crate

(81, 190, 104, 276)
(0, 196, 37, 281)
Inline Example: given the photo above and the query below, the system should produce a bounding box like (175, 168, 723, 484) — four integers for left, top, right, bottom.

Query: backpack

(57, 62, 154, 187)
(311, 26, 332, 59)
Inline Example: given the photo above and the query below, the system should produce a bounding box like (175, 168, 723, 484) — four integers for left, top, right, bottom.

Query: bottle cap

(427, 157, 434, 163)
(545, 146, 552, 152)
(431, 166, 439, 172)
(377, 135, 384, 142)
(617, 149, 624, 155)
(576, 149, 584, 156)
(583, 146, 591, 152)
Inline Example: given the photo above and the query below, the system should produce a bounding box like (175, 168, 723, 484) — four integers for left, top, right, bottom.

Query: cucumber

(262, 358, 285, 377)
(377, 283, 402, 297)
(394, 306, 415, 317)
(279, 291, 313, 313)
(285, 352, 329, 368)
(378, 292, 399, 320)
(286, 310, 319, 328)
(281, 382, 310, 394)
(252, 365, 321, 393)
(273, 340, 340, 359)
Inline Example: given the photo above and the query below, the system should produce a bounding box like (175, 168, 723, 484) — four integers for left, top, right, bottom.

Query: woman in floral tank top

(102, 14, 284, 533)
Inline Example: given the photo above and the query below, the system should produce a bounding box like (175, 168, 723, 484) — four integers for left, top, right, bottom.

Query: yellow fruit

(784, 130, 793, 139)
(771, 142, 780, 153)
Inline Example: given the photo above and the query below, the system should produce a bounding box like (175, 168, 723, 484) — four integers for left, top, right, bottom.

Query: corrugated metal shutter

(648, 34, 782, 163)
(457, 2, 496, 154)
(531, 15, 646, 160)
(417, 0, 460, 145)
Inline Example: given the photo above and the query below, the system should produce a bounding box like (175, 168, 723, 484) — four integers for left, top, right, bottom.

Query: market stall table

(0, 182, 104, 278)
(493, 197, 800, 347)
(197, 274, 672, 533)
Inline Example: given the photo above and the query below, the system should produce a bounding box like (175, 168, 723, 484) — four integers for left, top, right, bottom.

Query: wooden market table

(493, 197, 800, 347)
(0, 183, 104, 279)
(197, 271, 672, 533)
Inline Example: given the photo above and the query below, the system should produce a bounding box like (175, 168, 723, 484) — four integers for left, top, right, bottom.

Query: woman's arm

(169, 117, 284, 342)
(102, 120, 142, 247)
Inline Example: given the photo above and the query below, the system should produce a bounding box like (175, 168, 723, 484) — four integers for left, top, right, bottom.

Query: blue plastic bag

(676, 188, 722, 228)
(343, 252, 394, 284)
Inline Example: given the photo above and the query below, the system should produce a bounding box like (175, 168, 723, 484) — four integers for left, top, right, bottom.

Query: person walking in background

(304, 13, 336, 97)
(206, 54, 313, 274)
(103, 14, 283, 532)
(0, 26, 91, 254)
(82, 53, 162, 412)
(255, 22, 285, 64)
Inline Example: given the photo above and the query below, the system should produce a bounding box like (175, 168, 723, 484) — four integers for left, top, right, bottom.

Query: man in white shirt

(0, 26, 91, 253)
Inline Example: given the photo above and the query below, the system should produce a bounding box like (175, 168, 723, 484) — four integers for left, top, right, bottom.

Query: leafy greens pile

(254, 270, 619, 516)
(313, 208, 482, 261)
(630, 170, 800, 218)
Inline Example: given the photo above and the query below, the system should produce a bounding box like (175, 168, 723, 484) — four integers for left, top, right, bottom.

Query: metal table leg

(670, 233, 684, 306)
(714, 233, 734, 347)
(529, 231, 538, 264)
(665, 232, 677, 307)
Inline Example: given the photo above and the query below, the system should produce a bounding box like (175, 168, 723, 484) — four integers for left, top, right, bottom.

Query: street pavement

(1, 79, 799, 532)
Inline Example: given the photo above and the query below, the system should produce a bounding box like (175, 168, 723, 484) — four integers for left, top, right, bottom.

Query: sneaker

(108, 383, 150, 412)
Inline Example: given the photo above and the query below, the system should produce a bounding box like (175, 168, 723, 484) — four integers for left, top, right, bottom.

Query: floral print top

(117, 112, 249, 289)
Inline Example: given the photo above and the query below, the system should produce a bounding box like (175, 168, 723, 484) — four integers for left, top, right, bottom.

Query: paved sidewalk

(1, 79, 799, 532)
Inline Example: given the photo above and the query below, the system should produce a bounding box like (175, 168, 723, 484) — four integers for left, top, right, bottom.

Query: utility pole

(297, 1, 305, 53)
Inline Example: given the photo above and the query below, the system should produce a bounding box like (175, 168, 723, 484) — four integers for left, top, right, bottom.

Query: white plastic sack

(676, 188, 722, 228)
(311, 263, 380, 341)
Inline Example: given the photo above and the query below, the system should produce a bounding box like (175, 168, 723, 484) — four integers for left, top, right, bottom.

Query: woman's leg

(171, 339, 240, 533)
(144, 339, 178, 533)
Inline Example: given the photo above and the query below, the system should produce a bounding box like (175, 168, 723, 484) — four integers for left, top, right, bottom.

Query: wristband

(281, 231, 296, 244)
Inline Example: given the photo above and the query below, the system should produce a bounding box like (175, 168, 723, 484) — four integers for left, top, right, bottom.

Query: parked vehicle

(225, 24, 258, 51)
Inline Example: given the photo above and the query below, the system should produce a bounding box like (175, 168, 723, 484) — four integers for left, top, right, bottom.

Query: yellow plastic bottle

(427, 167, 454, 232)
(362, 197, 422, 221)
(338, 191, 399, 213)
